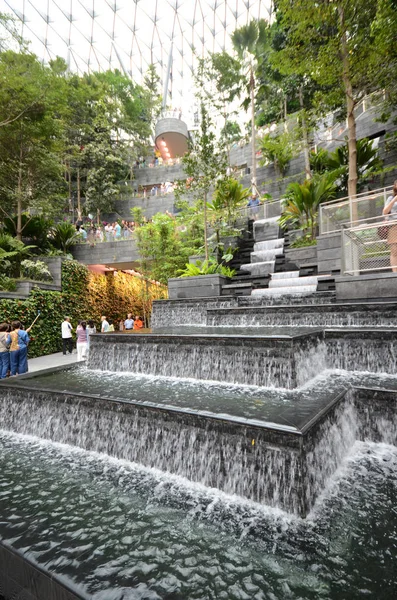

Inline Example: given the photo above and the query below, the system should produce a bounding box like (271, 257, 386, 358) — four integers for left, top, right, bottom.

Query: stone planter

(15, 280, 61, 295)
(168, 275, 229, 299)
(188, 255, 206, 265)
(284, 245, 318, 268)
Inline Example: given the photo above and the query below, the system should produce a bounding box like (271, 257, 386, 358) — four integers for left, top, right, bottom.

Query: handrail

(320, 185, 393, 208)
(319, 186, 394, 235)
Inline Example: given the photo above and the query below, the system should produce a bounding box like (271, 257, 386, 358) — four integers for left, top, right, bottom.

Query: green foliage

(207, 177, 250, 258)
(20, 259, 53, 282)
(131, 207, 144, 226)
(310, 138, 383, 193)
(258, 131, 297, 177)
(0, 233, 35, 277)
(220, 121, 242, 146)
(275, 0, 393, 197)
(50, 222, 80, 253)
(0, 274, 16, 291)
(309, 148, 333, 175)
(0, 288, 65, 357)
(2, 215, 53, 248)
(212, 177, 251, 221)
(0, 51, 68, 234)
(84, 100, 128, 219)
(178, 101, 227, 261)
(290, 235, 317, 248)
(327, 138, 383, 194)
(280, 173, 337, 240)
(134, 213, 199, 284)
(178, 259, 235, 278)
(0, 259, 166, 358)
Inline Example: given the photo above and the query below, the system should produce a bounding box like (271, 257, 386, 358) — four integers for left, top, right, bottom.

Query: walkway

(28, 352, 77, 373)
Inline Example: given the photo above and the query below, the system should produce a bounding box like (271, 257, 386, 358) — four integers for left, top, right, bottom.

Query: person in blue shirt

(124, 313, 135, 330)
(115, 222, 122, 240)
(8, 320, 31, 375)
(247, 195, 261, 220)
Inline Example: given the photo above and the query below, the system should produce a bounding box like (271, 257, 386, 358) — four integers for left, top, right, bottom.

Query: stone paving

(28, 352, 77, 373)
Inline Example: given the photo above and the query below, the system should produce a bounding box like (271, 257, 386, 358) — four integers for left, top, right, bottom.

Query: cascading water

(87, 332, 319, 389)
(151, 297, 237, 327)
(0, 430, 396, 599)
(1, 272, 397, 597)
(240, 237, 285, 276)
(206, 304, 397, 328)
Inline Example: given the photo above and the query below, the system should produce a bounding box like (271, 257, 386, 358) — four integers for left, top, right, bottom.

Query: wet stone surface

(0, 432, 396, 600)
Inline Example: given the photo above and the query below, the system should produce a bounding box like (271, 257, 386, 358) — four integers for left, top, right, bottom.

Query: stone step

(251, 284, 318, 296)
(251, 248, 284, 262)
(254, 238, 284, 252)
(272, 271, 300, 280)
(222, 282, 253, 289)
(269, 276, 318, 289)
(240, 261, 275, 275)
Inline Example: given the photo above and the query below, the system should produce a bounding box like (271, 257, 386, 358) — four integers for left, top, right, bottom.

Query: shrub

(0, 259, 167, 358)
(50, 222, 80, 253)
(178, 259, 235, 278)
(0, 274, 16, 291)
(290, 235, 317, 248)
(20, 260, 53, 282)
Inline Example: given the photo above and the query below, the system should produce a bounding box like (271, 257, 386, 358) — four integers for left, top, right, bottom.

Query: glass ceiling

(1, 0, 273, 106)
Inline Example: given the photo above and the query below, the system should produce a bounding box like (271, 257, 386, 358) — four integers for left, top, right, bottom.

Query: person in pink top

(76, 320, 88, 361)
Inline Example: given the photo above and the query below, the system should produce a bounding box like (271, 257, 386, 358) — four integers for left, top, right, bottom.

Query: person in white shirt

(61, 317, 73, 354)
(101, 316, 109, 333)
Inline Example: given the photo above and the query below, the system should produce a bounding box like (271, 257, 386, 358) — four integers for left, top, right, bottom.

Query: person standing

(76, 321, 88, 361)
(62, 317, 73, 354)
(0, 322, 11, 379)
(86, 320, 96, 351)
(101, 316, 109, 332)
(382, 181, 397, 272)
(133, 316, 144, 330)
(124, 313, 134, 330)
(9, 321, 30, 375)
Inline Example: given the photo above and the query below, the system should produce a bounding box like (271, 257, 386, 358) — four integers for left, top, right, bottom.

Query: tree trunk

(97, 208, 100, 226)
(16, 138, 23, 241)
(339, 6, 358, 221)
(299, 86, 312, 180)
(77, 168, 82, 222)
(203, 190, 209, 261)
(66, 160, 73, 218)
(250, 65, 257, 191)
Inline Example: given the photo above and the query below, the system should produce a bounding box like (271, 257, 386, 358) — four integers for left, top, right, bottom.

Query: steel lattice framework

(0, 0, 273, 105)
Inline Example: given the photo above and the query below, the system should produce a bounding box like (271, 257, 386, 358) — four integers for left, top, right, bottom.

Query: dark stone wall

(0, 542, 83, 600)
(70, 239, 139, 266)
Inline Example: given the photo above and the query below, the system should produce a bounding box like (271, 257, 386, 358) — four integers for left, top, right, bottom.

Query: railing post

(349, 194, 353, 226)
(319, 205, 323, 235)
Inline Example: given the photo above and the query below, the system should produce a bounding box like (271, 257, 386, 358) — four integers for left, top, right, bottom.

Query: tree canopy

(0, 47, 158, 234)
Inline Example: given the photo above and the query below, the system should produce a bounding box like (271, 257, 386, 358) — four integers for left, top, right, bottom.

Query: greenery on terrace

(0, 3, 396, 292)
(0, 260, 166, 357)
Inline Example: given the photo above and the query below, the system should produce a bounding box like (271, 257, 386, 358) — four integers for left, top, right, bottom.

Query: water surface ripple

(0, 432, 396, 600)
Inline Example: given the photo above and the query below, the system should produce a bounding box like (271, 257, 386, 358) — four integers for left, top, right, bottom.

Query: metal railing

(341, 217, 397, 275)
(319, 186, 394, 235)
(235, 199, 282, 224)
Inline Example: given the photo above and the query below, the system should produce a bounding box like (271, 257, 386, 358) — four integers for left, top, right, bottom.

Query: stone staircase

(251, 270, 319, 298)
(221, 217, 330, 298)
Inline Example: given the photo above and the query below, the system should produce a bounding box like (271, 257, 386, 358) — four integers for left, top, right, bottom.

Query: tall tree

(178, 103, 227, 261)
(231, 20, 268, 192)
(276, 0, 391, 200)
(83, 102, 128, 222)
(0, 51, 67, 238)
